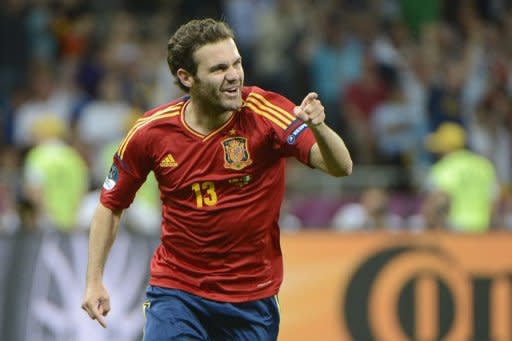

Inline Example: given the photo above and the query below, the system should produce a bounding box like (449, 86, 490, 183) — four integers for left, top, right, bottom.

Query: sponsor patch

(103, 164, 119, 190)
(221, 136, 253, 170)
(287, 123, 308, 144)
(228, 175, 252, 187)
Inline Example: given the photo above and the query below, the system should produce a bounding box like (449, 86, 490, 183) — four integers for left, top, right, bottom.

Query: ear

(176, 68, 194, 89)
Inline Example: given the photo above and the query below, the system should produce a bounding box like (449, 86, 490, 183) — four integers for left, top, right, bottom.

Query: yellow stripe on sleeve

(117, 104, 181, 156)
(119, 110, 180, 159)
(245, 102, 287, 129)
(249, 92, 296, 122)
(245, 97, 293, 127)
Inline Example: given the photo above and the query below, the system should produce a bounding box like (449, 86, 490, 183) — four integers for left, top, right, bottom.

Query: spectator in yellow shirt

(424, 122, 498, 232)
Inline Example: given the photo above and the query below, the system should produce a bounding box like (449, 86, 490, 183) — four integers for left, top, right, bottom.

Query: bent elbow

(343, 163, 353, 176)
(332, 161, 353, 177)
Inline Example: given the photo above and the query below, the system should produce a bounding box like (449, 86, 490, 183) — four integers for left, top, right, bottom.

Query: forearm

(310, 123, 353, 177)
(86, 203, 122, 284)
(293, 92, 353, 177)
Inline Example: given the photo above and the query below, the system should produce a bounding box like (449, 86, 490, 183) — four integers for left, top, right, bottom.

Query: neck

(185, 98, 234, 135)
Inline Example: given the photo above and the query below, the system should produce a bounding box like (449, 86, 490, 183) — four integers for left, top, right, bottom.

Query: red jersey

(100, 86, 316, 302)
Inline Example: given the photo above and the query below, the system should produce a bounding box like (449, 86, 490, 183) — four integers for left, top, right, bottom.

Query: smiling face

(183, 38, 244, 113)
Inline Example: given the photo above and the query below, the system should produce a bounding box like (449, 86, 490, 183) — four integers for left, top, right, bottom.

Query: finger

(300, 92, 318, 109)
(82, 301, 107, 328)
(303, 103, 325, 125)
(293, 106, 309, 122)
(98, 299, 111, 316)
(91, 304, 107, 328)
(310, 114, 325, 126)
(82, 301, 96, 319)
(305, 110, 323, 125)
(302, 99, 322, 115)
(95, 314, 107, 328)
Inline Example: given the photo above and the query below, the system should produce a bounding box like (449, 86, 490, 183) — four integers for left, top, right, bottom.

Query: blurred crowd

(1, 0, 512, 235)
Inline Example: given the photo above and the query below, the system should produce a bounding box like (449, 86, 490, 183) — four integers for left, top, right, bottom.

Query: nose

(225, 67, 240, 82)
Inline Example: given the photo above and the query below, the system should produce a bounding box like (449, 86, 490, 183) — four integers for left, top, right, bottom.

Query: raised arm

(294, 92, 353, 177)
(81, 203, 122, 328)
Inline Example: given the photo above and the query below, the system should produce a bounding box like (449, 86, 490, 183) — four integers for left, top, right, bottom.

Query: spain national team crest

(221, 136, 252, 170)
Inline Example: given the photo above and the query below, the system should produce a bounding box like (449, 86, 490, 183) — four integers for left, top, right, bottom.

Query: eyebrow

(208, 57, 242, 72)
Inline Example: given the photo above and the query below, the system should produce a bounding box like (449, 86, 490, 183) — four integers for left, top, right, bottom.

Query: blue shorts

(142, 285, 280, 341)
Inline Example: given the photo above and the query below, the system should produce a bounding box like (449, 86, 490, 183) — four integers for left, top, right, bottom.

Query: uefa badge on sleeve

(103, 164, 119, 190)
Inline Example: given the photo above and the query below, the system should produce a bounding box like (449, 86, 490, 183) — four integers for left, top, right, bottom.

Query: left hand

(82, 282, 110, 328)
(293, 92, 325, 127)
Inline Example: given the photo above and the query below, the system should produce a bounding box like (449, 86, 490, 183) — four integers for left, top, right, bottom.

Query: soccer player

(81, 18, 352, 340)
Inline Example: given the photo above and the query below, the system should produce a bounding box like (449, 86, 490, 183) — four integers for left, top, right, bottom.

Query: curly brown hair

(167, 19, 235, 92)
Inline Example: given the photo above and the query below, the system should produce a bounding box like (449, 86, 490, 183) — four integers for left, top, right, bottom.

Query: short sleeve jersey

(100, 86, 316, 302)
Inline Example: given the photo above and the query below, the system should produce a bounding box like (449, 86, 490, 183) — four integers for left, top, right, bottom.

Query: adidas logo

(160, 154, 177, 168)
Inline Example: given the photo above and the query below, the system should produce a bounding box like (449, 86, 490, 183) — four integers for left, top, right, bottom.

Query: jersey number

(191, 182, 218, 208)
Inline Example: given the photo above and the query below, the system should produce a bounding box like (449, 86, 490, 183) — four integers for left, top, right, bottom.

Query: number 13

(191, 181, 218, 208)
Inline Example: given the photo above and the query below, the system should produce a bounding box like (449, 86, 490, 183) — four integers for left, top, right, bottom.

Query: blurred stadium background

(1, 0, 512, 340)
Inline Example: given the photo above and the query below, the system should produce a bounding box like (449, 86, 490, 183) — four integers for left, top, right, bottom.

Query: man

(424, 122, 497, 232)
(23, 116, 89, 232)
(82, 18, 352, 340)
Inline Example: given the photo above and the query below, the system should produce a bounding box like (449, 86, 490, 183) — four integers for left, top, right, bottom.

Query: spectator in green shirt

(424, 122, 498, 232)
(22, 116, 89, 232)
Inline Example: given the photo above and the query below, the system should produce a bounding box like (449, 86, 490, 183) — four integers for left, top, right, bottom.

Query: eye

(210, 65, 228, 73)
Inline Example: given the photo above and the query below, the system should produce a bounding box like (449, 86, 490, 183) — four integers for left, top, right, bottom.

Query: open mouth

(222, 87, 240, 97)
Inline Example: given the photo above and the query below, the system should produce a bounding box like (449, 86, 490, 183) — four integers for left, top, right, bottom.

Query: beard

(191, 77, 243, 113)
